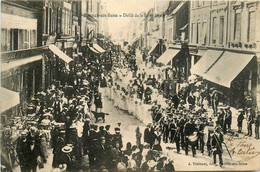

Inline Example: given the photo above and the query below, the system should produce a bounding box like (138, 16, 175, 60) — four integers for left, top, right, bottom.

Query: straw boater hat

(62, 146, 73, 153)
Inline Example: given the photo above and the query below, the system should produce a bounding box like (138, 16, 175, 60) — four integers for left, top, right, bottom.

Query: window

(1, 29, 7, 51)
(196, 22, 200, 44)
(234, 13, 241, 41)
(202, 22, 207, 44)
(63, 10, 68, 35)
(212, 17, 217, 44)
(62, 9, 65, 34)
(169, 28, 173, 42)
(7, 29, 10, 51)
(24, 30, 29, 49)
(87, 1, 89, 13)
(192, 1, 195, 8)
(45, 7, 49, 34)
(18, 30, 24, 50)
(68, 11, 71, 35)
(248, 11, 255, 42)
(49, 8, 52, 34)
(219, 17, 224, 44)
(91, 0, 92, 12)
(192, 23, 196, 43)
(197, 0, 202, 7)
(30, 30, 37, 48)
(10, 29, 18, 50)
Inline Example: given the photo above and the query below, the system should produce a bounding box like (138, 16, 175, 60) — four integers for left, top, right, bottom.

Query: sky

(104, 0, 155, 39)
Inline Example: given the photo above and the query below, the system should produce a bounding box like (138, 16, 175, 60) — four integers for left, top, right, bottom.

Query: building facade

(189, 0, 260, 109)
(1, 1, 46, 120)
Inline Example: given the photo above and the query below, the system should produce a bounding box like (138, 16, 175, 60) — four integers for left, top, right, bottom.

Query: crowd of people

(107, 47, 260, 168)
(1, 44, 260, 172)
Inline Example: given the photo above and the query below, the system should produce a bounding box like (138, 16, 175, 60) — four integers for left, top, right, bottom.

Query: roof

(165, 1, 182, 15)
(170, 1, 187, 15)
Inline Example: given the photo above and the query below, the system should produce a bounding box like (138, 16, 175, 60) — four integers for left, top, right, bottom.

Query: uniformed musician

(211, 125, 224, 167)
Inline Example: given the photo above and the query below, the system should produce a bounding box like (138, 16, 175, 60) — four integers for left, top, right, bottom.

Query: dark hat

(105, 125, 111, 130)
(115, 127, 120, 133)
(99, 126, 104, 131)
(93, 125, 98, 130)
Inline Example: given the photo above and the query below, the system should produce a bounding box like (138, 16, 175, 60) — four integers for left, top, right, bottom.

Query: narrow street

(2, 1, 260, 171)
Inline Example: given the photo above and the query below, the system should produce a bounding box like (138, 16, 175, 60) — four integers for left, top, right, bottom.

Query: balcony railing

(1, 46, 48, 63)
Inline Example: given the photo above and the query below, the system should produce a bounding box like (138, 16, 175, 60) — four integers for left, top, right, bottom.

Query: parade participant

(27, 137, 46, 172)
(96, 136, 108, 170)
(186, 91, 195, 110)
(255, 111, 260, 139)
(170, 94, 179, 109)
(38, 129, 48, 160)
(105, 125, 113, 148)
(98, 126, 107, 138)
(194, 88, 201, 106)
(141, 150, 157, 172)
(162, 116, 170, 143)
(184, 118, 197, 157)
(198, 119, 206, 154)
(60, 145, 76, 171)
(82, 118, 90, 154)
(123, 142, 132, 156)
(179, 112, 187, 150)
(111, 141, 123, 171)
(144, 123, 151, 145)
(16, 131, 30, 172)
(152, 138, 162, 152)
(217, 108, 225, 133)
(212, 90, 219, 115)
(112, 127, 123, 150)
(211, 125, 224, 167)
(173, 117, 181, 154)
(237, 109, 244, 133)
(52, 130, 66, 168)
(94, 92, 103, 113)
(246, 108, 254, 136)
(135, 126, 142, 146)
(225, 106, 232, 131)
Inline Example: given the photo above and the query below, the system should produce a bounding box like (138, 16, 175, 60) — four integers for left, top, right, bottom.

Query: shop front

(190, 49, 257, 109)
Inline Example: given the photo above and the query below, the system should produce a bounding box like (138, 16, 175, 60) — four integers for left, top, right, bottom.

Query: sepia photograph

(1, 0, 260, 171)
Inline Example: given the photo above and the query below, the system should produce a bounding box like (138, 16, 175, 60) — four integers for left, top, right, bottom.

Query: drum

(188, 131, 198, 143)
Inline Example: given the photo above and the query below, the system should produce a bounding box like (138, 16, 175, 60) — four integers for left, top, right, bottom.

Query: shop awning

(204, 51, 254, 88)
(148, 43, 159, 55)
(190, 50, 223, 77)
(93, 44, 106, 53)
(1, 55, 42, 72)
(156, 48, 180, 65)
(88, 44, 100, 54)
(49, 44, 73, 63)
(1, 87, 20, 113)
